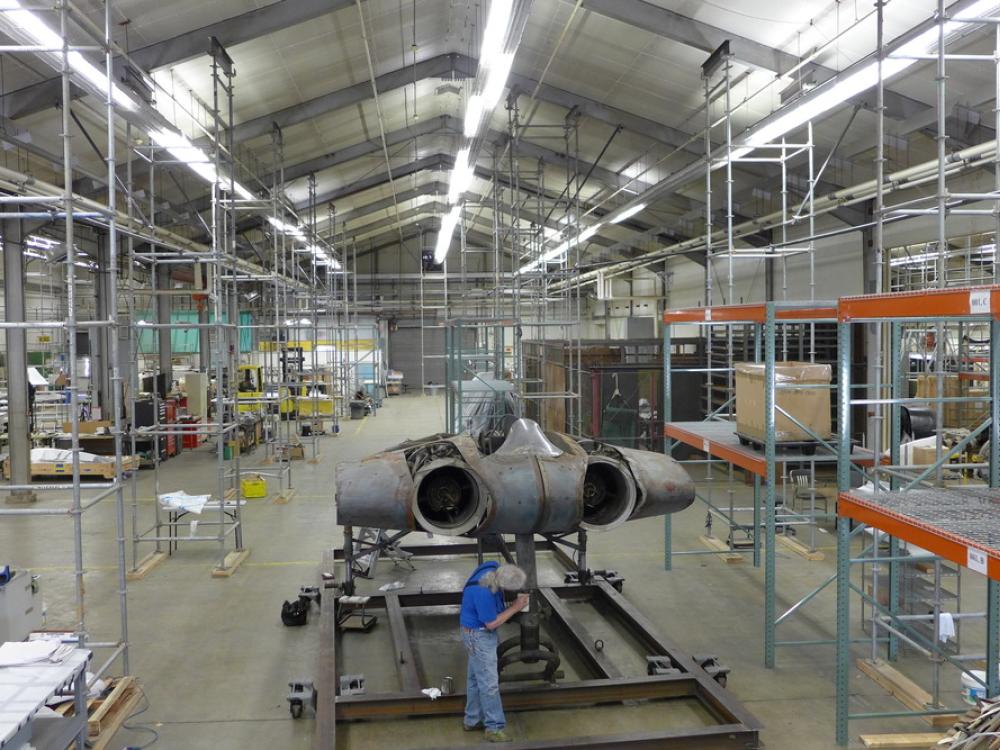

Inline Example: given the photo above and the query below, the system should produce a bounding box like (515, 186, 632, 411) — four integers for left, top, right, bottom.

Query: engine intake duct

(412, 461, 488, 536)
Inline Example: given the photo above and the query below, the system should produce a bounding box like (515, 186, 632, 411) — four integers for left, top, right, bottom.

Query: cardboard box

(62, 420, 112, 434)
(914, 375, 990, 429)
(735, 361, 832, 443)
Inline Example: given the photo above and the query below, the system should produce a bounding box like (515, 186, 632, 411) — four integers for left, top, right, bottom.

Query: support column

(515, 533, 537, 590)
(4, 214, 36, 503)
(93, 234, 112, 415)
(198, 305, 210, 372)
(156, 265, 172, 387)
(860, 199, 879, 453)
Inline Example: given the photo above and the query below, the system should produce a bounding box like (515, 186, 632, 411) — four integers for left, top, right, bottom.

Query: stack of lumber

(937, 700, 1000, 748)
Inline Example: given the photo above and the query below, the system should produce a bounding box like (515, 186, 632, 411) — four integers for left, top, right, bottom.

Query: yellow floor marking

(353, 415, 369, 434)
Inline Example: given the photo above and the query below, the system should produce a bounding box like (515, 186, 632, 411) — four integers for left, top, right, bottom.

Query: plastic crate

(241, 474, 267, 498)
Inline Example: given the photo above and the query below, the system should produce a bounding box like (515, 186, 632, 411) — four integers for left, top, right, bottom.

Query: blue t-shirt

(459, 561, 506, 629)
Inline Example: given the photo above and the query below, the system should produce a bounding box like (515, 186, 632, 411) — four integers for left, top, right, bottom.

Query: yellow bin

(241, 474, 267, 498)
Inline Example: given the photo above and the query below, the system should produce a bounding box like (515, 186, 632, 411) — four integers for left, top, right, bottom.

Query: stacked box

(735, 361, 832, 443)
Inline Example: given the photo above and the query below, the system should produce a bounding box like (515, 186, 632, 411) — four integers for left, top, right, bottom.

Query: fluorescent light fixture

(448, 148, 474, 204)
(609, 202, 646, 224)
(233, 181, 254, 201)
(464, 94, 484, 137)
(151, 128, 255, 200)
(267, 216, 306, 240)
(480, 0, 513, 67)
(520, 222, 603, 272)
(0, 0, 136, 111)
(740, 0, 1000, 154)
(26, 235, 57, 249)
(151, 127, 222, 188)
(481, 53, 514, 108)
(434, 206, 462, 263)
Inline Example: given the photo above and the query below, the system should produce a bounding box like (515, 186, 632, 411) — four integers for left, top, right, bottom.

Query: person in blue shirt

(459, 560, 529, 742)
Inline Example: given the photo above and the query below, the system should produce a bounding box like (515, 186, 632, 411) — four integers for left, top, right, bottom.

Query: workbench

(0, 647, 89, 749)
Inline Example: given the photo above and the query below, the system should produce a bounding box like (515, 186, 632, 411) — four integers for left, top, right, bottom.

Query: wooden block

(224, 487, 237, 501)
(777, 533, 825, 561)
(88, 677, 144, 750)
(88, 676, 135, 736)
(211, 548, 250, 578)
(274, 487, 297, 505)
(857, 659, 962, 728)
(859, 733, 946, 749)
(126, 551, 167, 581)
(698, 535, 744, 564)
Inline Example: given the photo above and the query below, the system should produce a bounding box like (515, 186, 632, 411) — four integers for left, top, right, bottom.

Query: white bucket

(961, 670, 989, 705)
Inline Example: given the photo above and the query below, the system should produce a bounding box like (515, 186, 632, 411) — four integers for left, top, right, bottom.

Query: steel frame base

(312, 540, 761, 750)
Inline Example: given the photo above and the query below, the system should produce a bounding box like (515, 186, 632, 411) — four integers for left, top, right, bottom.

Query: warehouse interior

(7, 1, 1000, 749)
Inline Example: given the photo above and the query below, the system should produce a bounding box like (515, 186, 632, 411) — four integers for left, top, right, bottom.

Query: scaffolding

(0, 0, 138, 717)
(127, 38, 246, 575)
(445, 91, 587, 435)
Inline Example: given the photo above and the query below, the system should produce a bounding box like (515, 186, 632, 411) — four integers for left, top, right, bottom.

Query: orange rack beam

(663, 303, 836, 324)
(838, 488, 1000, 581)
(664, 421, 881, 477)
(838, 285, 1000, 322)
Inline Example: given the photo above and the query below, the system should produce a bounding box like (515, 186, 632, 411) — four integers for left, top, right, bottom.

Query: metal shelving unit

(662, 300, 883, 671)
(834, 285, 1000, 745)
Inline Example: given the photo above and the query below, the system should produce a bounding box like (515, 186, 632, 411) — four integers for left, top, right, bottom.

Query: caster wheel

(290, 700, 303, 719)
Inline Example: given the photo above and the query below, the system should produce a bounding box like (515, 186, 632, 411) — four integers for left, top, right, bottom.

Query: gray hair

(480, 564, 527, 593)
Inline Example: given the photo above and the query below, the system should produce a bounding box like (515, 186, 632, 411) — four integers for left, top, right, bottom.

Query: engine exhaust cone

(580, 458, 636, 531)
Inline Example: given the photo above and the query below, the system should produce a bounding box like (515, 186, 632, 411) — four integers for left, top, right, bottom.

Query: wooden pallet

(56, 676, 143, 750)
(4, 455, 140, 480)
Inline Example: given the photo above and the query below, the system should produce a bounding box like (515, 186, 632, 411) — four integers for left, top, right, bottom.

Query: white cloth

(158, 490, 210, 515)
(938, 612, 956, 643)
(421, 688, 442, 700)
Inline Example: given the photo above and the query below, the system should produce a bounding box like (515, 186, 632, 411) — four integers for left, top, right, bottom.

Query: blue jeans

(462, 628, 505, 731)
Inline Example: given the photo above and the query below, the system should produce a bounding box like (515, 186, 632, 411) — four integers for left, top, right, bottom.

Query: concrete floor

(2, 393, 986, 748)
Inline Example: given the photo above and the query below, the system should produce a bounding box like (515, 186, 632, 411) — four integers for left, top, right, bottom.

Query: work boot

(463, 723, 482, 732)
(485, 730, 513, 743)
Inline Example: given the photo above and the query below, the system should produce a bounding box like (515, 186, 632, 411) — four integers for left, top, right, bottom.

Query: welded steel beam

(579, 0, 928, 122)
(283, 116, 453, 184)
(228, 54, 470, 144)
(3, 0, 353, 119)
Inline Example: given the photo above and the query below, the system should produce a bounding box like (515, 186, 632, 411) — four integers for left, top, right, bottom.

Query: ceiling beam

(579, 0, 929, 122)
(2, 0, 353, 120)
(217, 52, 702, 154)
(227, 54, 470, 145)
(283, 115, 452, 184)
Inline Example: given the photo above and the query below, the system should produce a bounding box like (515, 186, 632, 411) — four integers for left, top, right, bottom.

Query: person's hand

(515, 593, 530, 610)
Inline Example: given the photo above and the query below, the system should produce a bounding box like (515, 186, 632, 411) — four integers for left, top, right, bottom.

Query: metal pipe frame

(316, 542, 760, 749)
